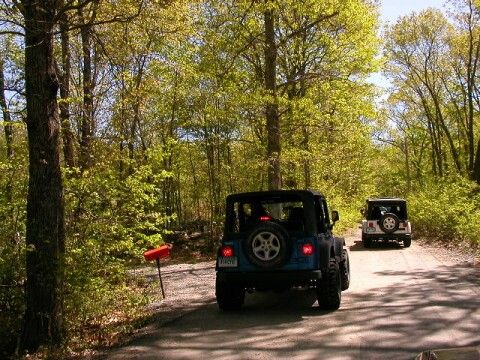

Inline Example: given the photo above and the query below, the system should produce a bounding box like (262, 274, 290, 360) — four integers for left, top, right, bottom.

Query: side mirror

(331, 210, 339, 223)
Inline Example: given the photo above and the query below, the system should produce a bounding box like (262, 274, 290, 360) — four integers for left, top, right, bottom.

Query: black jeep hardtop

(224, 189, 330, 236)
(365, 198, 408, 220)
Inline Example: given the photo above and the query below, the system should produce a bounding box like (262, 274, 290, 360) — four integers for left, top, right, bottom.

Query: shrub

(407, 176, 480, 246)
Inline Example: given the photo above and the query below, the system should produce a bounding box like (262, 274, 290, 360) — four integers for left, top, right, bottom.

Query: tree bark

(0, 57, 14, 217)
(59, 7, 76, 168)
(473, 138, 480, 184)
(264, 2, 281, 190)
(404, 139, 412, 192)
(78, 6, 95, 170)
(20, 0, 65, 351)
(0, 59, 14, 162)
(465, 0, 480, 177)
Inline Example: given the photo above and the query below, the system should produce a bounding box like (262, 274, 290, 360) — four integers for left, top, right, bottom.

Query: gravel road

(105, 230, 480, 360)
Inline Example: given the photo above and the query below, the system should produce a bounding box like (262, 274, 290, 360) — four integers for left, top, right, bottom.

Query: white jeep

(361, 198, 411, 248)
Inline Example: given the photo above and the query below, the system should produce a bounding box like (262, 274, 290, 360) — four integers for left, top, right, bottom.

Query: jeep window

(228, 195, 306, 234)
(314, 197, 328, 232)
(367, 203, 407, 220)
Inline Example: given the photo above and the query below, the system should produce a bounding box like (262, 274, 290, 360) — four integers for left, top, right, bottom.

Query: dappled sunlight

(107, 262, 479, 360)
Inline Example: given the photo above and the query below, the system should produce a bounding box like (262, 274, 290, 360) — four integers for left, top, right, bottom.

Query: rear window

(367, 203, 407, 220)
(227, 195, 305, 234)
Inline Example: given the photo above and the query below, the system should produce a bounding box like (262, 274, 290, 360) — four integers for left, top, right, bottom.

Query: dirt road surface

(106, 231, 480, 360)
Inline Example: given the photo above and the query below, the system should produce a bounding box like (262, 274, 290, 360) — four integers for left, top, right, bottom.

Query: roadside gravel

(123, 261, 217, 334)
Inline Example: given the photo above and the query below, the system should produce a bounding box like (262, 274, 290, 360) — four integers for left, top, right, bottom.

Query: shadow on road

(349, 239, 404, 252)
(105, 262, 480, 360)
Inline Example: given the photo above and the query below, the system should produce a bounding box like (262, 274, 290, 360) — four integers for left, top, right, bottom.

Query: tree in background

(382, 1, 480, 245)
(385, 2, 480, 185)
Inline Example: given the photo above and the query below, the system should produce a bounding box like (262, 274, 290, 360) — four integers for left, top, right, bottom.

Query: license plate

(218, 256, 238, 268)
(366, 227, 376, 233)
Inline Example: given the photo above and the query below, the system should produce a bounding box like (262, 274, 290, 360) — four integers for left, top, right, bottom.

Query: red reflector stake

(221, 246, 234, 257)
(143, 244, 171, 299)
(144, 244, 170, 261)
(259, 216, 272, 221)
(302, 243, 314, 256)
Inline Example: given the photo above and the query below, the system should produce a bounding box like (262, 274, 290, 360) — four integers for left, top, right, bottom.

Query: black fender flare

(318, 235, 341, 271)
(333, 237, 345, 261)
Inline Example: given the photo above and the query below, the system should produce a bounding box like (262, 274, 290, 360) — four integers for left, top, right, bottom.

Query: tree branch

(277, 11, 339, 48)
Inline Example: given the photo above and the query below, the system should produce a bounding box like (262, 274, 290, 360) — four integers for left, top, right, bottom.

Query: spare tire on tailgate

(379, 213, 400, 233)
(243, 222, 291, 268)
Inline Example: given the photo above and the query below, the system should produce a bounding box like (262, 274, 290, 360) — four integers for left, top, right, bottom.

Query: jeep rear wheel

(340, 249, 350, 291)
(244, 222, 290, 268)
(215, 277, 245, 311)
(316, 258, 341, 310)
(403, 236, 412, 248)
(362, 233, 372, 248)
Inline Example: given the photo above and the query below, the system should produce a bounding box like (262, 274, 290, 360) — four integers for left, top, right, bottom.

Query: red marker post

(143, 244, 171, 298)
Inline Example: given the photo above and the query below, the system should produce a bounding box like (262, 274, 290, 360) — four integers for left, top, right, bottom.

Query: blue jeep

(215, 190, 350, 311)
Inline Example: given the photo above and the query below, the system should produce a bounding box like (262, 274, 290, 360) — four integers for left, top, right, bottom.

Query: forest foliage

(0, 0, 479, 357)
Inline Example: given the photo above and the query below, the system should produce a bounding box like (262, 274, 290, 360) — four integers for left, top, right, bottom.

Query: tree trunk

(404, 139, 411, 193)
(264, 2, 281, 190)
(1, 57, 15, 228)
(465, 0, 480, 177)
(20, 0, 65, 351)
(0, 56, 16, 241)
(78, 7, 94, 170)
(473, 138, 480, 184)
(0, 59, 14, 162)
(59, 8, 76, 168)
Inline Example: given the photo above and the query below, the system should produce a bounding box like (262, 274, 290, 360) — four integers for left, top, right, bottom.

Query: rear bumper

(216, 269, 322, 288)
(364, 233, 411, 241)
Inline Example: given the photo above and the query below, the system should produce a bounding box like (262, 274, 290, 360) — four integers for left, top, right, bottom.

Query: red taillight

(301, 243, 314, 256)
(368, 222, 374, 227)
(260, 216, 272, 221)
(221, 246, 234, 257)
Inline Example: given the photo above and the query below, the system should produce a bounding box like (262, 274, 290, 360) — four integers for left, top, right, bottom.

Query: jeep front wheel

(340, 249, 350, 291)
(215, 277, 245, 311)
(316, 258, 341, 310)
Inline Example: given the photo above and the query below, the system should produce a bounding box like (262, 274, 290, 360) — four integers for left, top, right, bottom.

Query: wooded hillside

(0, 0, 479, 357)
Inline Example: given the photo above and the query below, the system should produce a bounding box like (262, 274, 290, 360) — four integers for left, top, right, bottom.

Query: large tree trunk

(20, 0, 65, 352)
(59, 7, 76, 168)
(264, 2, 281, 190)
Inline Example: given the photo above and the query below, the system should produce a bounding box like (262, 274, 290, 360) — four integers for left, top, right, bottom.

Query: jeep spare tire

(379, 213, 400, 233)
(244, 222, 290, 268)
